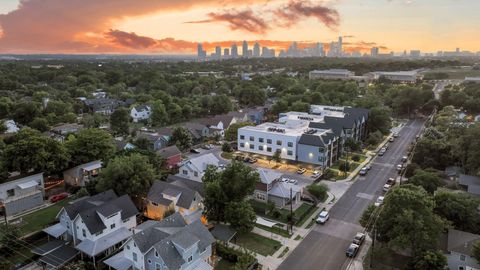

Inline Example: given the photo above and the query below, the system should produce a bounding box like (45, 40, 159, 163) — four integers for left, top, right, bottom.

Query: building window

(148, 259, 152, 264)
(287, 142, 293, 147)
(256, 193, 266, 201)
(188, 256, 193, 262)
(133, 252, 137, 262)
(249, 144, 254, 149)
(319, 147, 325, 153)
(460, 254, 466, 261)
(318, 157, 325, 162)
(276, 140, 282, 146)
(82, 229, 86, 238)
(155, 251, 159, 258)
(6, 189, 14, 197)
(287, 150, 293, 156)
(126, 245, 130, 250)
(240, 135, 245, 140)
(194, 172, 199, 177)
(240, 143, 245, 148)
(110, 223, 116, 229)
(259, 138, 264, 143)
(267, 147, 272, 152)
(258, 145, 264, 151)
(267, 139, 272, 144)
(249, 136, 254, 141)
(182, 170, 188, 175)
(155, 263, 161, 270)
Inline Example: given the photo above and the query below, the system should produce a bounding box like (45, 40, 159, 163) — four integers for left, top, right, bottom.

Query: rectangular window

(287, 150, 293, 156)
(188, 256, 193, 262)
(249, 144, 254, 149)
(240, 135, 245, 140)
(127, 245, 130, 250)
(267, 139, 272, 144)
(82, 229, 86, 238)
(259, 138, 264, 143)
(249, 136, 254, 141)
(194, 171, 199, 177)
(110, 223, 116, 229)
(319, 147, 325, 153)
(287, 142, 293, 147)
(258, 145, 264, 151)
(133, 252, 137, 262)
(6, 189, 14, 197)
(460, 255, 466, 261)
(276, 140, 282, 146)
(240, 143, 245, 148)
(182, 170, 188, 175)
(155, 263, 161, 270)
(267, 147, 272, 152)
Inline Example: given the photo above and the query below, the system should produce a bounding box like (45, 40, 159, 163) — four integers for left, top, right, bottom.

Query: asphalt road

(278, 119, 425, 270)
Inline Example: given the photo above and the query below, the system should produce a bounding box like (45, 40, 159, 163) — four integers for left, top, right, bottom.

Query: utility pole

(289, 188, 293, 234)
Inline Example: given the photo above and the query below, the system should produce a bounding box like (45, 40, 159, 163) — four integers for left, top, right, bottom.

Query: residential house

(458, 174, 480, 196)
(131, 105, 152, 123)
(83, 98, 125, 115)
(115, 140, 136, 151)
(176, 153, 220, 182)
(50, 123, 84, 142)
(145, 178, 204, 224)
(0, 173, 44, 216)
(136, 132, 170, 151)
(104, 212, 215, 270)
(156, 145, 182, 169)
(198, 111, 249, 138)
(245, 107, 266, 124)
(253, 169, 301, 208)
(183, 122, 210, 142)
(3, 119, 19, 133)
(42, 190, 138, 267)
(445, 229, 480, 270)
(63, 160, 102, 187)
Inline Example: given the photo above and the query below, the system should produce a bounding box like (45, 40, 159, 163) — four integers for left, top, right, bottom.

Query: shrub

(338, 160, 351, 171)
(323, 168, 337, 179)
(351, 155, 361, 162)
(222, 142, 232, 152)
(307, 184, 329, 201)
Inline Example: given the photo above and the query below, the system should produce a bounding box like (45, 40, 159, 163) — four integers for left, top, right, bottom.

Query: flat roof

(370, 70, 419, 76)
(309, 69, 353, 75)
(240, 120, 310, 136)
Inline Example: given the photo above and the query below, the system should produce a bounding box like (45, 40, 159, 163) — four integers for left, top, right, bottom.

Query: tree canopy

(65, 128, 116, 165)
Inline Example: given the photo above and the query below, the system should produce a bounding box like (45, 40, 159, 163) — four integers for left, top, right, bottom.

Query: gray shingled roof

(147, 181, 199, 209)
(166, 175, 205, 197)
(298, 134, 327, 147)
(63, 190, 117, 220)
(447, 229, 480, 256)
(157, 145, 181, 159)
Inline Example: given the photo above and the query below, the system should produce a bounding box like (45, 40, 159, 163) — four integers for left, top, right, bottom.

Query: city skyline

(0, 0, 479, 54)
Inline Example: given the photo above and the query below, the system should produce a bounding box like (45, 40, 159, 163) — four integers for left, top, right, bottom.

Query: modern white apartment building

(309, 69, 355, 80)
(366, 70, 422, 82)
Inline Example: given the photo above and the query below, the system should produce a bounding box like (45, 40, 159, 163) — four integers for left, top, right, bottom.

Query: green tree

(367, 106, 392, 135)
(110, 107, 130, 135)
(224, 201, 256, 233)
(409, 169, 443, 194)
(202, 165, 220, 183)
(0, 225, 21, 255)
(64, 261, 88, 270)
(272, 150, 281, 163)
(170, 126, 193, 151)
(359, 204, 378, 229)
(307, 184, 329, 201)
(225, 122, 255, 141)
(409, 250, 447, 270)
(473, 241, 480, 265)
(233, 249, 256, 270)
(376, 184, 446, 256)
(12, 101, 42, 125)
(3, 128, 69, 174)
(96, 153, 155, 197)
(81, 113, 105, 128)
(433, 190, 480, 234)
(151, 100, 168, 126)
(29, 117, 50, 132)
(344, 138, 361, 152)
(65, 128, 116, 165)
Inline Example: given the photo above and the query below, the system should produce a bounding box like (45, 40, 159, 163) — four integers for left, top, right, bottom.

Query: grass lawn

(250, 200, 317, 226)
(220, 151, 233, 160)
(294, 203, 318, 227)
(256, 224, 291, 238)
(13, 197, 74, 236)
(235, 232, 282, 256)
(215, 258, 235, 270)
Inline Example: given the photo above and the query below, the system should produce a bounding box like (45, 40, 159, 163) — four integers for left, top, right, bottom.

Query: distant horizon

(0, 0, 479, 54)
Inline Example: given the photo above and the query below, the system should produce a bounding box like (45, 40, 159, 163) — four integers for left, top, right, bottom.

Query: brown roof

(157, 145, 181, 158)
(447, 229, 480, 256)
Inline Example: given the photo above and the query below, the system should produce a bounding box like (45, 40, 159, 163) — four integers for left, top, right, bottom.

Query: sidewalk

(346, 235, 372, 270)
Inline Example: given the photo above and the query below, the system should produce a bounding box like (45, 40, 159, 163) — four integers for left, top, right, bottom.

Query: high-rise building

(231, 43, 238, 58)
(338, 36, 343, 56)
(410, 50, 421, 58)
(370, 47, 379, 57)
(253, 42, 260, 57)
(215, 46, 222, 60)
(224, 48, 230, 58)
(197, 43, 206, 60)
(242, 41, 249, 58)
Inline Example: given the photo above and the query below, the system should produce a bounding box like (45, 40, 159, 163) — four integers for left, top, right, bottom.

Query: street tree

(434, 190, 480, 234)
(170, 126, 193, 151)
(376, 184, 446, 256)
(110, 107, 131, 135)
(272, 150, 281, 163)
(151, 100, 168, 126)
(224, 201, 256, 233)
(409, 169, 443, 194)
(473, 241, 480, 265)
(65, 128, 116, 165)
(408, 250, 447, 270)
(96, 153, 155, 197)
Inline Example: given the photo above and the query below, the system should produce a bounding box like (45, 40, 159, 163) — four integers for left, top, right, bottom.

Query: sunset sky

(0, 0, 479, 54)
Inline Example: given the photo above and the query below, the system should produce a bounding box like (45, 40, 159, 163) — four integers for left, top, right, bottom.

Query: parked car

(297, 167, 306, 174)
(359, 167, 368, 176)
(386, 177, 396, 186)
(50, 192, 69, 203)
(281, 177, 289, 182)
(201, 144, 212, 150)
(353, 232, 366, 245)
(374, 196, 385, 207)
(401, 156, 408, 163)
(311, 171, 321, 178)
(288, 179, 298, 185)
(383, 184, 391, 193)
(365, 164, 372, 170)
(378, 149, 386, 156)
(389, 137, 394, 142)
(393, 132, 399, 138)
(247, 157, 258, 164)
(346, 243, 360, 257)
(190, 149, 201, 154)
(316, 211, 330, 224)
(396, 164, 403, 172)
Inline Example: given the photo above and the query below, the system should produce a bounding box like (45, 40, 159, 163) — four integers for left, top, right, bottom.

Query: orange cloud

(186, 9, 270, 34)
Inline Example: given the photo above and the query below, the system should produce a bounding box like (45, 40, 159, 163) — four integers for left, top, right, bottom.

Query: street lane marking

(356, 193, 374, 200)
